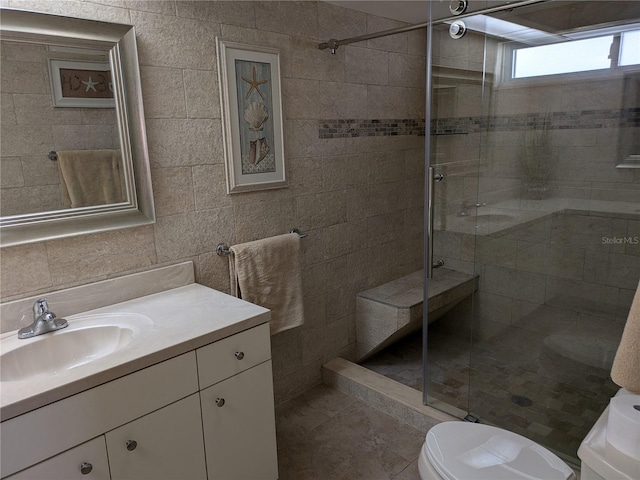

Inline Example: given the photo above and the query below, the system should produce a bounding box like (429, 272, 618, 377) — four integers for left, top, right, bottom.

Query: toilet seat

(424, 422, 574, 480)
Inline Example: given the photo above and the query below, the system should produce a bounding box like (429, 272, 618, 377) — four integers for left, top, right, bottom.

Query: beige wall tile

(322, 154, 370, 191)
(8, 0, 131, 23)
(0, 184, 62, 216)
(366, 212, 404, 247)
(291, 36, 345, 83)
(52, 124, 117, 151)
(184, 69, 220, 120)
(407, 29, 427, 56)
(21, 155, 60, 186)
(1, 41, 47, 63)
(131, 10, 219, 69)
(296, 191, 347, 231)
(473, 291, 512, 324)
(176, 1, 256, 28)
(366, 15, 407, 53)
(345, 46, 388, 86)
(1, 158, 23, 188)
(140, 66, 186, 119)
(234, 197, 296, 243)
(146, 118, 224, 168)
(196, 251, 231, 294)
(286, 119, 345, 158)
(254, 1, 318, 39)
(0, 243, 52, 298)
(482, 265, 546, 304)
(389, 53, 425, 88)
(13, 94, 82, 125)
(367, 85, 407, 119)
(154, 207, 234, 261)
(319, 82, 368, 119)
(1, 124, 53, 157)
(323, 218, 369, 259)
(1, 93, 16, 125)
(283, 78, 320, 120)
(193, 164, 231, 211)
(476, 236, 517, 268)
(545, 276, 621, 319)
(152, 166, 195, 217)
(317, 2, 367, 41)
(46, 226, 156, 286)
(126, 0, 176, 15)
(287, 156, 324, 197)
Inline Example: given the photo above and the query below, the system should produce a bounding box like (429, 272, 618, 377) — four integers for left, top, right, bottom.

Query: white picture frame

(49, 59, 115, 108)
(216, 39, 287, 194)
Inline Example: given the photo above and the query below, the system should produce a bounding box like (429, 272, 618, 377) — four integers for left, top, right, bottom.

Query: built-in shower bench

(355, 268, 478, 361)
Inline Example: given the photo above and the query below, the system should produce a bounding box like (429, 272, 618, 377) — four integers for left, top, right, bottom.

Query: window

(509, 28, 640, 80)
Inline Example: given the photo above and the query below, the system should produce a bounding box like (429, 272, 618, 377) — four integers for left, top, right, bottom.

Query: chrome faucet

(18, 299, 68, 339)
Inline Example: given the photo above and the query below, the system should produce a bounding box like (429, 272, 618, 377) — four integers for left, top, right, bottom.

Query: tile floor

(275, 384, 432, 480)
(361, 319, 618, 461)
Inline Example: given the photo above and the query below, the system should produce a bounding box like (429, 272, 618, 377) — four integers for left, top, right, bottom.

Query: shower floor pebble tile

(361, 322, 618, 460)
(276, 385, 425, 480)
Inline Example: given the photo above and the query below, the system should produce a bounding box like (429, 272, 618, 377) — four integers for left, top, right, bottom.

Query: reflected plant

(520, 113, 555, 199)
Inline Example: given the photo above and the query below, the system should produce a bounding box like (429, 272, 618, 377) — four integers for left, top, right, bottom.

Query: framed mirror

(0, 9, 155, 247)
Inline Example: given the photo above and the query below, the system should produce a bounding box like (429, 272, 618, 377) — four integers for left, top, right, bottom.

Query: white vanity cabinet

(197, 322, 278, 480)
(105, 394, 207, 480)
(1, 322, 278, 480)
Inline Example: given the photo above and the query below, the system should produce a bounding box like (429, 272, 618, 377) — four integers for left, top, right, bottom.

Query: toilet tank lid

(425, 422, 575, 480)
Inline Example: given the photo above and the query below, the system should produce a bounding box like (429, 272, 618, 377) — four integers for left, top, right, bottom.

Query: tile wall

(0, 0, 427, 404)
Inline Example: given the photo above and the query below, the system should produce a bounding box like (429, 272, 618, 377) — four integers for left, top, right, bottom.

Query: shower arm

(318, 0, 547, 53)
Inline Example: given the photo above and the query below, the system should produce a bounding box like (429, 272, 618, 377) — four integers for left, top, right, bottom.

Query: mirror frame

(0, 8, 155, 247)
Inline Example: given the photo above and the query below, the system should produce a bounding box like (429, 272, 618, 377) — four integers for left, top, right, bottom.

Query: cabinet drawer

(7, 436, 109, 480)
(196, 323, 271, 389)
(1, 352, 198, 478)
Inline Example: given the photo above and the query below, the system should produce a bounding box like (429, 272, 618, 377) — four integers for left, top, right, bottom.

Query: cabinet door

(6, 436, 109, 480)
(105, 394, 206, 480)
(201, 360, 278, 480)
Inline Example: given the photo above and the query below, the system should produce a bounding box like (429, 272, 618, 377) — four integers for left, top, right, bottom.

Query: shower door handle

(427, 167, 444, 279)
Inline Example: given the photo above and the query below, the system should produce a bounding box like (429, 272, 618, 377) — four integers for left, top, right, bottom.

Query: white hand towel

(229, 233, 305, 335)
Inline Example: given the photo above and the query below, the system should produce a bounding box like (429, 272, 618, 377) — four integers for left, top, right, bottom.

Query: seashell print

(243, 101, 269, 131)
(249, 137, 271, 165)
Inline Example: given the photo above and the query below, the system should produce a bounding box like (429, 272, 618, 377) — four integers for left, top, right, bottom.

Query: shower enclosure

(424, 0, 640, 461)
(356, 0, 640, 463)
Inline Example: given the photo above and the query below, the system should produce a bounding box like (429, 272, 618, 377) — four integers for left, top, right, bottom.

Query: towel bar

(48, 151, 58, 161)
(216, 229, 308, 257)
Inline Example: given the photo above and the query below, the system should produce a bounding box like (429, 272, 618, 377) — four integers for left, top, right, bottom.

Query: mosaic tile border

(318, 119, 426, 139)
(318, 108, 639, 139)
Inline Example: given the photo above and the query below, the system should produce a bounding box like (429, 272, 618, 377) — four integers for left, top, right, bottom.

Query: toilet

(418, 422, 575, 480)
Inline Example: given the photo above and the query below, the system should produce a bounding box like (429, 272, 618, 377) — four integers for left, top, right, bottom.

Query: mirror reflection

(0, 41, 127, 217)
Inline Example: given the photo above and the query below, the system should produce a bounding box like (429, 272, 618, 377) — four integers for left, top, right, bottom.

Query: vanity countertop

(0, 284, 270, 422)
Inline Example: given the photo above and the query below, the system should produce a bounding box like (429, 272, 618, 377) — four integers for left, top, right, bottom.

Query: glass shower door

(426, 0, 640, 462)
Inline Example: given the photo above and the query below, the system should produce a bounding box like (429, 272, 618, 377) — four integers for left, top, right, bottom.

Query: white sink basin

(1, 313, 149, 382)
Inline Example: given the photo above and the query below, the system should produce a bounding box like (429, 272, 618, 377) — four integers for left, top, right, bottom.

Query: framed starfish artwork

(48, 60, 115, 108)
(216, 39, 287, 193)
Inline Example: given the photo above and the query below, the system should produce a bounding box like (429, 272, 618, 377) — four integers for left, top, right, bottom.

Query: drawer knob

(126, 440, 138, 451)
(234, 351, 244, 360)
(215, 397, 225, 407)
(80, 463, 93, 475)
